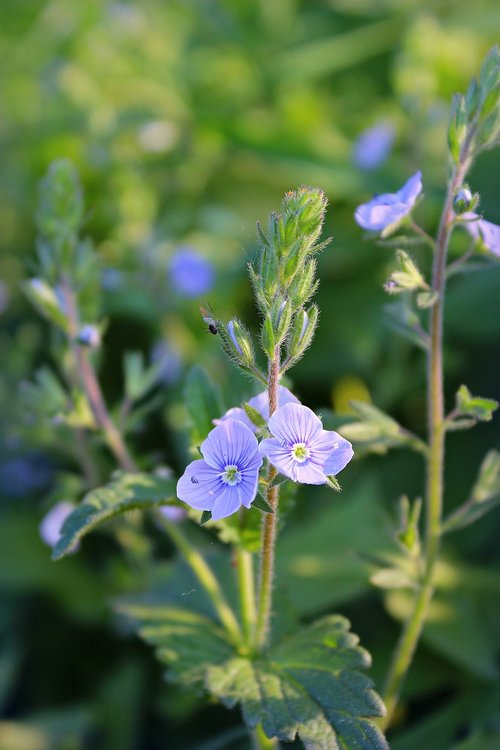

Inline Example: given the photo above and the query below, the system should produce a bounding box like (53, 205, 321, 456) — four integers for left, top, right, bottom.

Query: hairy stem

(381, 151, 472, 729)
(60, 277, 136, 473)
(255, 349, 280, 651)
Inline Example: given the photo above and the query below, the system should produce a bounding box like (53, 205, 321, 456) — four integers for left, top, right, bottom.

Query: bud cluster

(447, 45, 500, 164)
(252, 187, 328, 373)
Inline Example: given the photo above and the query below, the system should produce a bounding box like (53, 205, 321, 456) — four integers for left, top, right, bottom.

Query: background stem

(380, 153, 471, 729)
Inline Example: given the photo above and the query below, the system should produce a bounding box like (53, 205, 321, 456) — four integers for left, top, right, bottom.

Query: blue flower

(214, 386, 300, 434)
(169, 247, 214, 297)
(353, 122, 395, 171)
(39, 502, 76, 548)
(355, 171, 422, 233)
(259, 403, 353, 484)
(177, 419, 263, 520)
(462, 213, 500, 258)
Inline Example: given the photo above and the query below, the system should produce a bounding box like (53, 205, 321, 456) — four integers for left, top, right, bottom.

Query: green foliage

(119, 598, 388, 750)
(442, 450, 500, 533)
(183, 365, 223, 447)
(338, 401, 427, 455)
(52, 473, 177, 560)
(452, 384, 498, 425)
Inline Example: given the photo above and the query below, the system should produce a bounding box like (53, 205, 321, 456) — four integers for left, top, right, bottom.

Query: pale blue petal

(322, 439, 354, 476)
(201, 419, 259, 470)
(211, 486, 245, 520)
(268, 403, 322, 446)
(293, 462, 327, 484)
(213, 407, 256, 433)
(249, 386, 300, 422)
(176, 459, 222, 511)
(259, 438, 297, 479)
(397, 171, 422, 204)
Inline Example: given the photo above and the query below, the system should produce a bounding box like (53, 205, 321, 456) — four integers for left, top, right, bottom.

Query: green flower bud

(284, 305, 319, 370)
(261, 313, 276, 359)
(453, 186, 478, 215)
(384, 250, 428, 295)
(287, 259, 318, 308)
(23, 278, 68, 331)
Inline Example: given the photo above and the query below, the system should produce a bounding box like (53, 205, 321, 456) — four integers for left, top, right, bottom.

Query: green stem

(236, 544, 257, 649)
(255, 349, 281, 651)
(156, 514, 243, 646)
(380, 151, 472, 729)
(60, 277, 243, 645)
(60, 277, 136, 473)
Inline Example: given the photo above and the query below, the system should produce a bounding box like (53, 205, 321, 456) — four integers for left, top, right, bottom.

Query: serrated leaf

(119, 597, 388, 749)
(52, 473, 177, 559)
(117, 604, 235, 687)
(184, 365, 223, 446)
(207, 616, 388, 749)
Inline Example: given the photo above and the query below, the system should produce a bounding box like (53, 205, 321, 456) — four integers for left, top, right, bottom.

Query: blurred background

(1, 1, 500, 749)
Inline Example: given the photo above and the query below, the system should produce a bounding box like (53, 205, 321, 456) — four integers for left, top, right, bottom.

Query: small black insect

(199, 304, 218, 335)
(191, 476, 199, 484)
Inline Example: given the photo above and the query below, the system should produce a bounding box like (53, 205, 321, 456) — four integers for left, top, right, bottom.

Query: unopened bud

(384, 250, 427, 294)
(77, 324, 101, 348)
(225, 319, 254, 364)
(285, 305, 319, 368)
(453, 187, 478, 215)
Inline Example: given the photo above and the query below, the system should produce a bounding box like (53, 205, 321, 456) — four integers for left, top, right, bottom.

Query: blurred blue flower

(158, 505, 187, 522)
(259, 403, 353, 484)
(169, 247, 214, 297)
(214, 386, 300, 434)
(0, 454, 52, 498)
(462, 213, 500, 257)
(355, 171, 422, 233)
(39, 501, 76, 548)
(151, 341, 182, 384)
(353, 122, 395, 171)
(177, 420, 262, 520)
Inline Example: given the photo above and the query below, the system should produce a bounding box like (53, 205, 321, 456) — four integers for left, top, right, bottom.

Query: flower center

(221, 464, 242, 486)
(292, 442, 310, 463)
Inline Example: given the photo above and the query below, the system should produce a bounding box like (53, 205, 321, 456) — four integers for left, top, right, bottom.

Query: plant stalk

(380, 151, 472, 729)
(236, 544, 257, 648)
(255, 349, 281, 651)
(61, 277, 242, 644)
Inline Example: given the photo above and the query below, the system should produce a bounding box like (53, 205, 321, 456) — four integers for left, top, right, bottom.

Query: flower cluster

(177, 397, 353, 519)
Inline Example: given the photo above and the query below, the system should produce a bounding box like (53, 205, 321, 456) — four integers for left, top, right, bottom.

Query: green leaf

(52, 473, 177, 560)
(207, 616, 388, 749)
(120, 600, 388, 749)
(200, 510, 212, 525)
(251, 494, 274, 514)
(123, 351, 161, 402)
(184, 365, 223, 446)
(454, 384, 498, 423)
(339, 401, 427, 456)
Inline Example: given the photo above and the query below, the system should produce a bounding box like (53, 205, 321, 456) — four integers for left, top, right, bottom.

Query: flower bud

(453, 187, 478, 215)
(261, 313, 276, 359)
(77, 324, 101, 348)
(287, 259, 318, 307)
(23, 278, 68, 330)
(221, 318, 255, 368)
(284, 305, 319, 368)
(384, 250, 427, 295)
